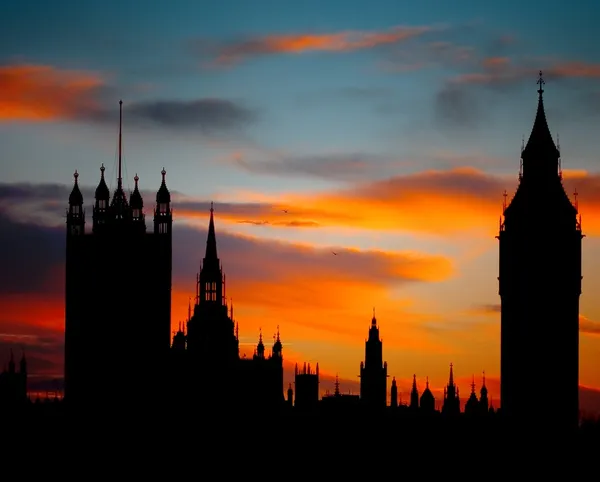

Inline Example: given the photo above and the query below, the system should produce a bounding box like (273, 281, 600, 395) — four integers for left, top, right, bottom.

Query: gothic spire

(205, 201, 218, 260)
(521, 71, 560, 178)
(448, 363, 454, 387)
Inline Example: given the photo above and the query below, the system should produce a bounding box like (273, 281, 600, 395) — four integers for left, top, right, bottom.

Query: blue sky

(2, 0, 599, 194)
(2, 0, 600, 399)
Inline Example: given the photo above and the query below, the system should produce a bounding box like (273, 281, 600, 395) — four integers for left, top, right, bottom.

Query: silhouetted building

(173, 204, 284, 411)
(419, 377, 435, 413)
(294, 362, 319, 411)
(0, 350, 27, 406)
(498, 72, 582, 428)
(65, 101, 172, 407)
(410, 374, 419, 410)
(321, 374, 360, 413)
(390, 377, 398, 408)
(359, 310, 388, 409)
(464, 376, 479, 416)
(479, 372, 489, 415)
(442, 364, 460, 415)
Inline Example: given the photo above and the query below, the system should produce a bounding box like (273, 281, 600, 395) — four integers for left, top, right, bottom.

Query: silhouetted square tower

(65, 101, 172, 407)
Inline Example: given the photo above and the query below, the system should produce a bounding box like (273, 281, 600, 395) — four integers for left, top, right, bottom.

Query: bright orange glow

(0, 64, 104, 121)
(177, 168, 600, 236)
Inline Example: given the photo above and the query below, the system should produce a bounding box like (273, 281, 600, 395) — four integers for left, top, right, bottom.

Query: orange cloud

(213, 26, 432, 65)
(0, 64, 104, 121)
(178, 167, 600, 237)
(178, 167, 508, 236)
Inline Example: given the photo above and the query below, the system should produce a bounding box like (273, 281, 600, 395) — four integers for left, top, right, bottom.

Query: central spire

(205, 201, 218, 261)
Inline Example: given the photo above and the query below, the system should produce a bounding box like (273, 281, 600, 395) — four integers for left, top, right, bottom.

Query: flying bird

(332, 251, 338, 255)
(282, 209, 288, 213)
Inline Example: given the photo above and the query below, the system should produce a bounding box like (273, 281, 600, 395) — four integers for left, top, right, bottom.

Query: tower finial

(134, 173, 139, 185)
(210, 201, 214, 214)
(537, 70, 545, 96)
(100, 163, 105, 176)
(161, 167, 166, 181)
(74, 170, 79, 182)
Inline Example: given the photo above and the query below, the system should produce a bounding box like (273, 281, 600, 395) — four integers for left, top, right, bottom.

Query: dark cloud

(88, 99, 256, 132)
(434, 85, 481, 128)
(0, 212, 63, 295)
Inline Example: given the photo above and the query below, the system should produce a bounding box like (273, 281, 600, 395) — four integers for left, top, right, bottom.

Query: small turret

(255, 328, 265, 359)
(92, 164, 110, 233)
(419, 376, 435, 412)
(130, 173, 145, 231)
(154, 168, 172, 235)
(272, 325, 282, 357)
(67, 170, 85, 235)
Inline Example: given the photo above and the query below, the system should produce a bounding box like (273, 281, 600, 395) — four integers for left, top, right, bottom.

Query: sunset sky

(1, 0, 600, 410)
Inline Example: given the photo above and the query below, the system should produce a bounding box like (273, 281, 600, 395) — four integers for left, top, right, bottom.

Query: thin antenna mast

(118, 100, 123, 188)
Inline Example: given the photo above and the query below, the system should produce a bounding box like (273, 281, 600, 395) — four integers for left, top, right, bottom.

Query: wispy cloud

(192, 25, 435, 66)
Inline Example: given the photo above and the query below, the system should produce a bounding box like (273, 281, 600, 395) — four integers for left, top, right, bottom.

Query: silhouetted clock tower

(498, 72, 583, 428)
